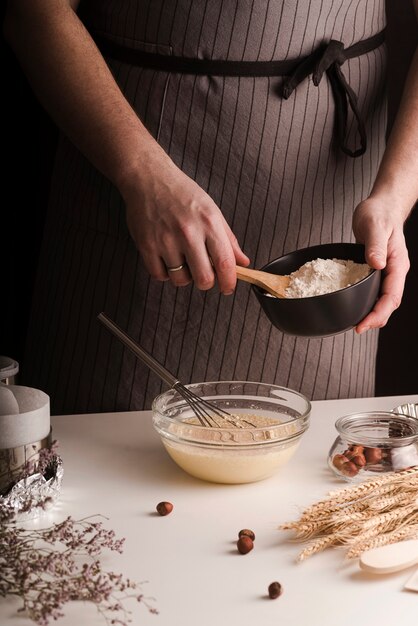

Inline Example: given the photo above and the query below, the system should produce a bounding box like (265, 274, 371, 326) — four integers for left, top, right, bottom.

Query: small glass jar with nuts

(328, 411, 418, 482)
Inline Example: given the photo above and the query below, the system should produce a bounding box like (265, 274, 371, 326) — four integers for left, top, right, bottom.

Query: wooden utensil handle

(235, 266, 270, 288)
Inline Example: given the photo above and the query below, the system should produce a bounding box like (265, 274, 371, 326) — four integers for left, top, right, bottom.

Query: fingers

(353, 200, 389, 270)
(164, 261, 193, 286)
(158, 216, 249, 295)
(184, 230, 233, 294)
(141, 232, 227, 292)
(126, 176, 249, 293)
(204, 224, 248, 294)
(223, 217, 250, 268)
(356, 233, 410, 334)
(153, 234, 247, 295)
(364, 234, 387, 271)
(353, 199, 410, 334)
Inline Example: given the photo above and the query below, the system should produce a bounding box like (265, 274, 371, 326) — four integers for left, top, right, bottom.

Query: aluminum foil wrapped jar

(0, 358, 63, 520)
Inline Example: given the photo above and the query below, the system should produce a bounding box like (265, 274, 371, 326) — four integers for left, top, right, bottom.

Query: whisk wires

(174, 383, 255, 428)
(97, 312, 255, 428)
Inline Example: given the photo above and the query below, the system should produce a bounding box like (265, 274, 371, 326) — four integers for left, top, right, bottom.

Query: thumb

(363, 231, 388, 270)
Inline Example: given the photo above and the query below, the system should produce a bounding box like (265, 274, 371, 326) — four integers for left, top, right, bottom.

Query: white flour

(286, 258, 371, 298)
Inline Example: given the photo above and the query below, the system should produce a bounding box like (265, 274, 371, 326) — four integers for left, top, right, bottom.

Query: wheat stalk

(297, 535, 337, 561)
(327, 466, 418, 499)
(361, 503, 418, 531)
(298, 468, 418, 521)
(346, 523, 418, 559)
(368, 491, 416, 511)
(344, 508, 418, 549)
(280, 466, 418, 561)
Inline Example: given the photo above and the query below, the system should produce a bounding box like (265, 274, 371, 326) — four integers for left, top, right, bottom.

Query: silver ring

(167, 263, 186, 273)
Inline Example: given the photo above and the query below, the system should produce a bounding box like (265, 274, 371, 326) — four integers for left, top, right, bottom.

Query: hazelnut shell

(238, 529, 256, 541)
(268, 581, 283, 599)
(156, 501, 173, 516)
(237, 536, 254, 554)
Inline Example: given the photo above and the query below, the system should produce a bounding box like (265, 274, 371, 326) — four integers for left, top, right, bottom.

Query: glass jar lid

(335, 411, 418, 448)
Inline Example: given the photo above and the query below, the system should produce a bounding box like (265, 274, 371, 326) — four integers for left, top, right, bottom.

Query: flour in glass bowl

(285, 258, 371, 298)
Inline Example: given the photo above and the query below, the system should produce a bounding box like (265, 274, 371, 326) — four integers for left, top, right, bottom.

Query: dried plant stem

(286, 519, 337, 540)
(280, 466, 418, 561)
(298, 535, 337, 561)
(327, 466, 418, 499)
(299, 467, 418, 521)
(346, 523, 418, 559)
(297, 482, 402, 522)
(361, 504, 418, 531)
(344, 509, 418, 549)
(0, 515, 157, 625)
(368, 492, 416, 511)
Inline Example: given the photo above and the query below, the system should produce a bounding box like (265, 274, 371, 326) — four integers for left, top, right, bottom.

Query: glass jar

(328, 411, 418, 482)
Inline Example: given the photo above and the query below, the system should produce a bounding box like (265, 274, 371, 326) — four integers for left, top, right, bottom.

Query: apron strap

(92, 29, 385, 158)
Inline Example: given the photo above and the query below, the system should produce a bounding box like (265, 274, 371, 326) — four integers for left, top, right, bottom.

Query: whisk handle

(97, 312, 179, 388)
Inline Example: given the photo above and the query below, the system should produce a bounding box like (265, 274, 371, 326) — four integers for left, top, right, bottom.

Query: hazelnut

(332, 454, 349, 470)
(351, 453, 366, 467)
(340, 461, 359, 477)
(268, 581, 283, 599)
(349, 444, 364, 455)
(238, 528, 255, 541)
(156, 501, 173, 516)
(364, 447, 383, 464)
(344, 445, 364, 460)
(237, 536, 254, 554)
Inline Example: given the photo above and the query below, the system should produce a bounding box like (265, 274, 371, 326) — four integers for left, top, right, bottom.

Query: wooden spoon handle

(235, 265, 271, 288)
(235, 265, 288, 298)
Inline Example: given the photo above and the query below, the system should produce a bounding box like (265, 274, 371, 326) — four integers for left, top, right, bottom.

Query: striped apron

(21, 0, 387, 413)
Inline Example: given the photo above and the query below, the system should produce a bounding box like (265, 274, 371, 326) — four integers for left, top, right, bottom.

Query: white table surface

(2, 393, 418, 626)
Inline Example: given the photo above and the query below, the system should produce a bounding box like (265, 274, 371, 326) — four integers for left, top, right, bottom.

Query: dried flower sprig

(280, 466, 418, 561)
(0, 514, 157, 625)
(19, 440, 60, 482)
(0, 440, 61, 499)
(0, 451, 63, 522)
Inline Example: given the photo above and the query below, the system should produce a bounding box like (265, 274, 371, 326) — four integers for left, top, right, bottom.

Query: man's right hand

(123, 155, 250, 295)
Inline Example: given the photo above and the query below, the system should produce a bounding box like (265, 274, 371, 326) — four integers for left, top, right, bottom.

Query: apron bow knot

(282, 39, 367, 157)
(313, 39, 346, 85)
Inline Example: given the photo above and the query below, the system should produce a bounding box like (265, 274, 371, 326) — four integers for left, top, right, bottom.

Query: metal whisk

(98, 313, 254, 428)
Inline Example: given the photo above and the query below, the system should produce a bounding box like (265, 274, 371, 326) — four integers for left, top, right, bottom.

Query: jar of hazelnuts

(328, 411, 418, 482)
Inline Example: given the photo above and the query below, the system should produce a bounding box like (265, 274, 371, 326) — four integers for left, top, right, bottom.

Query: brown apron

(22, 1, 387, 413)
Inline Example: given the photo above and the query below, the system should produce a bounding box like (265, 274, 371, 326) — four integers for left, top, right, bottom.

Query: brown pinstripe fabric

(22, 1, 386, 413)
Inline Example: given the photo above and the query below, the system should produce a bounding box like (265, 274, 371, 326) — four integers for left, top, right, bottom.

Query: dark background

(376, 1, 418, 394)
(1, 2, 417, 396)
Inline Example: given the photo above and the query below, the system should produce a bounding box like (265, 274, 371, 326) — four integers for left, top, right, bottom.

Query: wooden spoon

(236, 265, 290, 299)
(359, 539, 418, 575)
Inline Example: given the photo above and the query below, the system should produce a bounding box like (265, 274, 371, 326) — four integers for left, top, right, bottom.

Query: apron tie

(282, 39, 367, 158)
(92, 29, 385, 159)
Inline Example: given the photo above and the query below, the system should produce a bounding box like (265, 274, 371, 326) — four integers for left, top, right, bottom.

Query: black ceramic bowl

(252, 243, 381, 337)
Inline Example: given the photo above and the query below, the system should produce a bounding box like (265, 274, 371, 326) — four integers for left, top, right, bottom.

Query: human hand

(122, 155, 250, 294)
(352, 196, 410, 333)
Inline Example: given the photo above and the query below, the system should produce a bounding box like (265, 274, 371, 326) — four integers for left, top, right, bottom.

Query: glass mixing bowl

(328, 411, 418, 482)
(152, 381, 311, 484)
